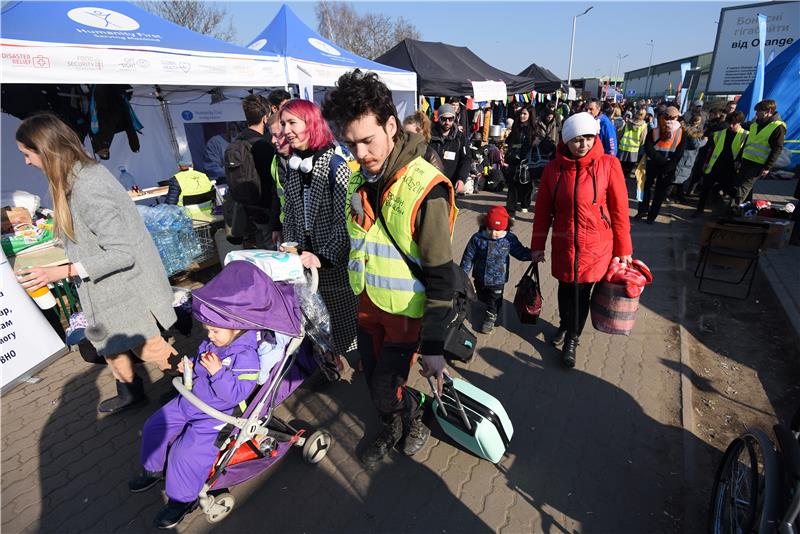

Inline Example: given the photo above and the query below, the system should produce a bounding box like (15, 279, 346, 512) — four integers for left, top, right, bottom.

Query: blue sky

(226, 1, 748, 79)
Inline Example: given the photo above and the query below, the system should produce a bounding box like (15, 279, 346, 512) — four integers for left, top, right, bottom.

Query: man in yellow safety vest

(165, 158, 215, 220)
(694, 111, 747, 216)
(322, 69, 457, 468)
(735, 99, 786, 204)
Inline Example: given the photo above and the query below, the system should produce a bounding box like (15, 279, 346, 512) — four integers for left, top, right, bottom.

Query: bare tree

(139, 1, 236, 42)
(315, 1, 420, 59)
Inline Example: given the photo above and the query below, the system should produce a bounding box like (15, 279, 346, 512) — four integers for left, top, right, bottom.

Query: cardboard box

(700, 217, 795, 250)
(735, 216, 794, 249)
(1, 206, 32, 233)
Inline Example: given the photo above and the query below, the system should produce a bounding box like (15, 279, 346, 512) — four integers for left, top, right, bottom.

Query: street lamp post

(614, 53, 628, 100)
(566, 6, 594, 87)
(644, 40, 655, 98)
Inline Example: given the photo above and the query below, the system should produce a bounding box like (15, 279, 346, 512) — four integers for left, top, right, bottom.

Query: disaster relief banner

(0, 252, 67, 393)
(707, 1, 799, 94)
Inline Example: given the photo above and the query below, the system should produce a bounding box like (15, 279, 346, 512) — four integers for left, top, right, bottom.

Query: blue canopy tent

(737, 39, 800, 167)
(1, 1, 288, 200)
(245, 4, 417, 116)
(0, 0, 286, 86)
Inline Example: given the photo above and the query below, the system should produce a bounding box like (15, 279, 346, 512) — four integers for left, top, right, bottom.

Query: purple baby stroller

(173, 261, 333, 523)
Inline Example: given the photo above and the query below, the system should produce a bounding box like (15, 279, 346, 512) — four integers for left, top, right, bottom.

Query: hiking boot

(562, 337, 578, 368)
(480, 312, 498, 334)
(401, 411, 431, 456)
(359, 415, 402, 467)
(98, 376, 146, 414)
(154, 499, 197, 529)
(128, 469, 163, 493)
(551, 327, 567, 347)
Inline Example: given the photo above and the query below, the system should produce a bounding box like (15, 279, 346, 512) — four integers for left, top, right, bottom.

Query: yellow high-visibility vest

(704, 128, 747, 174)
(174, 169, 214, 220)
(742, 120, 786, 165)
(618, 123, 647, 153)
(346, 157, 456, 318)
(271, 155, 285, 223)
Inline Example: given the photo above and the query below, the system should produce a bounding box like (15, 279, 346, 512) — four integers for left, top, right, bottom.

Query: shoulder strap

(376, 198, 427, 284)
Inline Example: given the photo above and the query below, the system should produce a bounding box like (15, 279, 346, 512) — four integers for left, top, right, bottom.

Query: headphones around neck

(288, 154, 314, 173)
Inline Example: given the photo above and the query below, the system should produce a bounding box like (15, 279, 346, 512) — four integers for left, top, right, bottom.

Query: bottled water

(136, 205, 202, 275)
(118, 166, 138, 191)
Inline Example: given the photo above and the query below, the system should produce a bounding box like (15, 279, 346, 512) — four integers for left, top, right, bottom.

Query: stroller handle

(171, 377, 246, 428)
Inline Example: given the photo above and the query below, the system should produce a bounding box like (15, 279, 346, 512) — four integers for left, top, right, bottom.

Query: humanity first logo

(67, 7, 140, 31)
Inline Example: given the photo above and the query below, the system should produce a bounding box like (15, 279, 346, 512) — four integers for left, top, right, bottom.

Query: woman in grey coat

(16, 113, 177, 414)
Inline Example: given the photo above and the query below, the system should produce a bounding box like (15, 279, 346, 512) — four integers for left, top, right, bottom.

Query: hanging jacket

(531, 138, 632, 283)
(89, 84, 140, 158)
(461, 229, 531, 287)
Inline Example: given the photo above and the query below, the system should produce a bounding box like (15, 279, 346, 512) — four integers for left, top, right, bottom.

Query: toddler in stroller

(129, 261, 332, 528)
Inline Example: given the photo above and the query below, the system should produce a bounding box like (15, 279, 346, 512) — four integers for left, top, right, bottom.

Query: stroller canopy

(192, 261, 302, 336)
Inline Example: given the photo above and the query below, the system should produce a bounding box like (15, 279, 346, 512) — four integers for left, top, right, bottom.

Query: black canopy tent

(376, 39, 538, 97)
(517, 63, 565, 93)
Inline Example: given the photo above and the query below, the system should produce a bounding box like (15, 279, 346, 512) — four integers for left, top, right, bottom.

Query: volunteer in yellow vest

(734, 99, 786, 205)
(616, 108, 649, 179)
(694, 111, 748, 216)
(322, 69, 458, 468)
(165, 158, 215, 220)
(635, 104, 685, 224)
(267, 111, 290, 231)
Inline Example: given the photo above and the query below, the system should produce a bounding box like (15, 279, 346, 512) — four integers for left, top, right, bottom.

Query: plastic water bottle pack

(137, 205, 201, 275)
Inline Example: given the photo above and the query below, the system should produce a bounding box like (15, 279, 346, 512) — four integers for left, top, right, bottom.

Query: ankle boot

(561, 337, 578, 368)
(360, 414, 402, 467)
(401, 399, 431, 456)
(99, 375, 146, 414)
(480, 312, 498, 334)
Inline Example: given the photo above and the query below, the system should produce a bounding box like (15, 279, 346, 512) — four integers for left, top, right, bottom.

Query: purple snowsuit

(139, 261, 303, 504)
(140, 331, 260, 503)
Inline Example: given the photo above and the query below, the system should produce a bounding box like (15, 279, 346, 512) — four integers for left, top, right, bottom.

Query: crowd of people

(13, 69, 787, 528)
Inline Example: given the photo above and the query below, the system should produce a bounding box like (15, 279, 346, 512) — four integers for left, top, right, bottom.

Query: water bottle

(182, 355, 193, 391)
(118, 166, 138, 191)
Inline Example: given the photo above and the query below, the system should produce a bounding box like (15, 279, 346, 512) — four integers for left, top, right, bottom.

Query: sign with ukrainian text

(707, 1, 799, 94)
(0, 252, 67, 394)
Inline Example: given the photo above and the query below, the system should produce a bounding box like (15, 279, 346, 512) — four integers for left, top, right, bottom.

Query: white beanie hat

(561, 112, 600, 142)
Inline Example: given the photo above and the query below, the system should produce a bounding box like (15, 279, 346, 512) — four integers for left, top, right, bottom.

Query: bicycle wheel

(709, 435, 761, 534)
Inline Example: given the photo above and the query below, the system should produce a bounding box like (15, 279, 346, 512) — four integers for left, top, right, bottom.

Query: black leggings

(557, 281, 595, 338)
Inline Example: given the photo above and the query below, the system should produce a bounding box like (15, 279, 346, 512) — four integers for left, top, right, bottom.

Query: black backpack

(224, 136, 259, 201)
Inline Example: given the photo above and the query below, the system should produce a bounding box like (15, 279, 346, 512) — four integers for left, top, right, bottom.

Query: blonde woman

(402, 111, 433, 143)
(15, 113, 177, 414)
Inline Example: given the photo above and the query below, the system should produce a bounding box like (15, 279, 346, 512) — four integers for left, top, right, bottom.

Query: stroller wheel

(205, 492, 235, 524)
(303, 430, 332, 464)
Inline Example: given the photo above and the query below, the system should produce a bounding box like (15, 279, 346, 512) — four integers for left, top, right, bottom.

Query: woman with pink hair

(280, 99, 357, 360)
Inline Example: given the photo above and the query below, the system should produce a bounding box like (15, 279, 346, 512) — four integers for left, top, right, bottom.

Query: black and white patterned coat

(282, 147, 358, 354)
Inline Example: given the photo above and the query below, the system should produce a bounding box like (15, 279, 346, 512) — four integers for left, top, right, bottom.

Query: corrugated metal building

(623, 53, 713, 99)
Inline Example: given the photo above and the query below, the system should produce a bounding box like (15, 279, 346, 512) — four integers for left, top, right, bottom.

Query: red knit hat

(486, 206, 509, 231)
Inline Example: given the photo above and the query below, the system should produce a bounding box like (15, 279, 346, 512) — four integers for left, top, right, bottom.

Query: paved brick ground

(2, 188, 697, 533)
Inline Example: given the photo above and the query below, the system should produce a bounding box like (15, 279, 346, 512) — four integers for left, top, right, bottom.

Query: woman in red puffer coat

(531, 112, 633, 368)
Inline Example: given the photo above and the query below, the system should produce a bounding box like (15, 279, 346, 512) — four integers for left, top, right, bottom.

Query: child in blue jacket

(461, 205, 532, 333)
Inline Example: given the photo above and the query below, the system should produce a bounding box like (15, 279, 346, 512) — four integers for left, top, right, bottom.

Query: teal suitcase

(428, 376, 514, 463)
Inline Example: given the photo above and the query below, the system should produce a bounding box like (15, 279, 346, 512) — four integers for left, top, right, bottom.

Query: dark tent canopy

(376, 39, 538, 97)
(518, 63, 565, 93)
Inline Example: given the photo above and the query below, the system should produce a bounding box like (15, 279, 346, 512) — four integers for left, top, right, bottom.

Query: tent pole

(155, 85, 180, 162)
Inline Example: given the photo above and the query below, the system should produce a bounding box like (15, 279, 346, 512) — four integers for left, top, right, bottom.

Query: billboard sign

(707, 1, 799, 94)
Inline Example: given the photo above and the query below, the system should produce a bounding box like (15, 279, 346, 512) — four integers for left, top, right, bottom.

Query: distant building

(623, 53, 712, 99)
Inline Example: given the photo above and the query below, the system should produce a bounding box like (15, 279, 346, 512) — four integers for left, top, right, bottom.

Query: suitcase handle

(426, 374, 472, 431)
